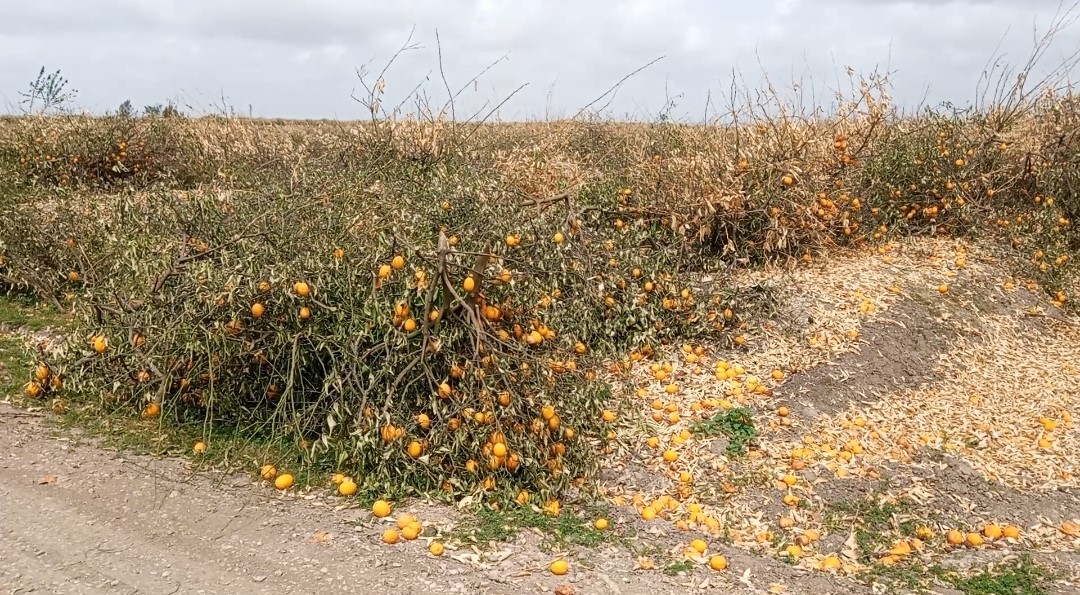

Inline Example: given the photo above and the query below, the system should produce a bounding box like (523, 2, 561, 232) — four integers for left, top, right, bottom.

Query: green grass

(663, 560, 694, 576)
(945, 557, 1051, 595)
(448, 504, 616, 549)
(0, 295, 70, 398)
(0, 294, 71, 331)
(689, 407, 755, 456)
(51, 400, 334, 489)
(865, 557, 1053, 595)
(824, 495, 917, 560)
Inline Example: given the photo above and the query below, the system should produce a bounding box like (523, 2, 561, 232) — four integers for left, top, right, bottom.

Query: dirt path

(1, 405, 465, 594)
(0, 404, 758, 595)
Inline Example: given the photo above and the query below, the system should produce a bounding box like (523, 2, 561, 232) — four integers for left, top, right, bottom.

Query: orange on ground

(372, 500, 392, 518)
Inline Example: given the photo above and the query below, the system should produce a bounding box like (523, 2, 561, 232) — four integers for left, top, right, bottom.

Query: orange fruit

(708, 555, 728, 571)
(966, 532, 984, 547)
(372, 499, 392, 518)
(251, 303, 265, 318)
(391, 255, 405, 270)
(594, 518, 609, 530)
(549, 559, 568, 575)
(331, 473, 345, 485)
(401, 523, 421, 540)
(395, 513, 417, 529)
(338, 479, 357, 496)
(785, 544, 803, 558)
(662, 450, 678, 462)
(24, 382, 42, 398)
(407, 441, 423, 458)
(299, 306, 312, 320)
(193, 441, 207, 454)
(429, 541, 445, 556)
(690, 539, 708, 554)
(378, 264, 392, 278)
(274, 473, 294, 490)
(1003, 525, 1021, 539)
(293, 281, 310, 297)
(983, 523, 1003, 540)
(260, 464, 277, 480)
(382, 528, 400, 544)
(142, 402, 160, 418)
(552, 232, 565, 244)
(463, 276, 476, 293)
(33, 364, 50, 382)
(91, 335, 108, 354)
(820, 555, 841, 571)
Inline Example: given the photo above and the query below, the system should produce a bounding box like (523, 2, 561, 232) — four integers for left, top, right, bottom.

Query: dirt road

(0, 404, 745, 595)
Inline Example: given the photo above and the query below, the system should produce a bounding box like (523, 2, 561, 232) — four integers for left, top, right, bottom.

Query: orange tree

(39, 156, 738, 502)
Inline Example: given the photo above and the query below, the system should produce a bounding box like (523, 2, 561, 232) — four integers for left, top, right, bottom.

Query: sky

(1, 0, 1079, 121)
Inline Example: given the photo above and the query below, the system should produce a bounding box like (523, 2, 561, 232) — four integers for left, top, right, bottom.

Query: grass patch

(689, 407, 755, 456)
(837, 555, 1052, 594)
(944, 557, 1052, 595)
(0, 296, 71, 398)
(52, 400, 325, 487)
(0, 335, 28, 397)
(0, 295, 70, 331)
(824, 495, 916, 559)
(448, 505, 615, 549)
(663, 560, 695, 576)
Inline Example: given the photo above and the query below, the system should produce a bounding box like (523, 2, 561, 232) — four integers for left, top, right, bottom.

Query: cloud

(0, 0, 1077, 120)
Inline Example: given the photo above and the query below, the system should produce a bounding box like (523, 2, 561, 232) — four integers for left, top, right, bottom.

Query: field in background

(1, 37, 1079, 593)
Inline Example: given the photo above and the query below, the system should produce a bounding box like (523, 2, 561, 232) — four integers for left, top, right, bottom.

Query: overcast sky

(2, 0, 1079, 121)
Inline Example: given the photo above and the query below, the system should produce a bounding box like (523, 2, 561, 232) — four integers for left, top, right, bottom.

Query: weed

(944, 557, 1052, 595)
(689, 407, 755, 456)
(663, 560, 694, 576)
(449, 505, 613, 549)
(824, 495, 916, 559)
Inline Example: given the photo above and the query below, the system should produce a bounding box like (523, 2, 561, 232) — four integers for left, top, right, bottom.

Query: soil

(777, 268, 1050, 419)
(0, 403, 870, 595)
(778, 295, 962, 417)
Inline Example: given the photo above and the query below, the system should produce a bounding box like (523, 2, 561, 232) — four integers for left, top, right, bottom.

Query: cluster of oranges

(23, 362, 62, 400)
